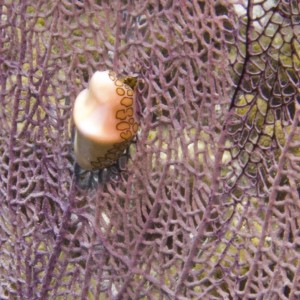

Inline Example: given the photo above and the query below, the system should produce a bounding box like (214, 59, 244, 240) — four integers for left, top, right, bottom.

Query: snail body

(73, 70, 139, 170)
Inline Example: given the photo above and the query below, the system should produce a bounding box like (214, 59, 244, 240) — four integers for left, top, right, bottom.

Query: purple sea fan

(0, 1, 299, 299)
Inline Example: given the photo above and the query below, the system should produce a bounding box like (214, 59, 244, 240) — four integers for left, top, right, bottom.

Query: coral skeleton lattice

(0, 0, 299, 299)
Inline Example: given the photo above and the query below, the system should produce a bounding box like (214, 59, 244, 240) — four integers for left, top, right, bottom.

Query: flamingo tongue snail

(73, 70, 139, 171)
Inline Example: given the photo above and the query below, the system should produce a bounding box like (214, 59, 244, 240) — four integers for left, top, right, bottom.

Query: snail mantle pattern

(73, 70, 139, 170)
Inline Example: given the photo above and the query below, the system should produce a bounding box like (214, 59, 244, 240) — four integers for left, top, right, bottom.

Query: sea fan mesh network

(0, 0, 300, 299)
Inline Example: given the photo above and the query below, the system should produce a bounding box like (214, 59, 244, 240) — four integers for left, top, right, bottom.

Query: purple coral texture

(0, 0, 300, 299)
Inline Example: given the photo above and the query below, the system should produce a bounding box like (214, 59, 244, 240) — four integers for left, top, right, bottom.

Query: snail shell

(73, 70, 139, 170)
